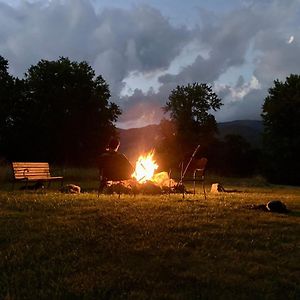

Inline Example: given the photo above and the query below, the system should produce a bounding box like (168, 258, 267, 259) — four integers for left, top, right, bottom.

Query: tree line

(0, 56, 120, 166)
(157, 83, 260, 178)
(1, 55, 300, 184)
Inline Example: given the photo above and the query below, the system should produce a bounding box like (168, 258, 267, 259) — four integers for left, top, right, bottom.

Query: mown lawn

(0, 182, 300, 299)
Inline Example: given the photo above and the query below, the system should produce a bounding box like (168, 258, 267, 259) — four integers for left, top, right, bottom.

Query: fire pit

(104, 150, 178, 195)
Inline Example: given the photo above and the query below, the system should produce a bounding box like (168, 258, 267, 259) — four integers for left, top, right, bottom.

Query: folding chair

(169, 157, 208, 199)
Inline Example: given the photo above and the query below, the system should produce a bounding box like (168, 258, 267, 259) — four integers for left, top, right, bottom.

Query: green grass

(0, 171, 300, 299)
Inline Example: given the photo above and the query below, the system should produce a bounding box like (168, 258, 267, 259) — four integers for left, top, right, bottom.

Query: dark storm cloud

(132, 0, 300, 125)
(92, 4, 191, 97)
(117, 89, 163, 128)
(159, 5, 270, 86)
(214, 88, 268, 122)
(1, 0, 300, 127)
(0, 0, 99, 74)
(120, 5, 269, 126)
(0, 0, 190, 96)
(254, 33, 300, 85)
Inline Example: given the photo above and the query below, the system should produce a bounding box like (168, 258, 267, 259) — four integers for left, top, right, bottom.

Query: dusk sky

(1, 0, 300, 128)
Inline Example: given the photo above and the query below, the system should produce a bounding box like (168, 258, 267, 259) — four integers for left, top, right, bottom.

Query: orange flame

(132, 151, 158, 183)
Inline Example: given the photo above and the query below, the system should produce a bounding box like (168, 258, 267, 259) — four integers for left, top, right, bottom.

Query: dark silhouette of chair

(170, 157, 208, 199)
(98, 152, 133, 197)
(191, 157, 208, 198)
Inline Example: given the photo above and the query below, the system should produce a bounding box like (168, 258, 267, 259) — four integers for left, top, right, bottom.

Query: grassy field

(0, 173, 300, 299)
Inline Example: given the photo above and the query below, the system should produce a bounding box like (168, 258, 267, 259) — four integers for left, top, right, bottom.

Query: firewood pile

(102, 179, 189, 195)
(100, 149, 195, 195)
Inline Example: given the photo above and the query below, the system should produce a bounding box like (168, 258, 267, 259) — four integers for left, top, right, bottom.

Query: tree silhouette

(0, 56, 121, 165)
(262, 74, 300, 184)
(163, 83, 222, 161)
(0, 56, 26, 159)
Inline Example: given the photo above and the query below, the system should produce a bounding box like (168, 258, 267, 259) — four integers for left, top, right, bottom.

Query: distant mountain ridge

(218, 120, 263, 147)
(118, 120, 263, 160)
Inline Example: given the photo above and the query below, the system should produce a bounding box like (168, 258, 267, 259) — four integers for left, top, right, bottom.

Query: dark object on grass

(102, 180, 189, 195)
(104, 182, 132, 195)
(248, 204, 269, 212)
(210, 183, 240, 193)
(266, 200, 288, 213)
(61, 184, 81, 194)
(20, 181, 45, 190)
(248, 200, 289, 213)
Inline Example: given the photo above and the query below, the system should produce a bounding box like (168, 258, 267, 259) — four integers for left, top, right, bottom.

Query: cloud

(230, 76, 261, 100)
(214, 87, 267, 122)
(1, 0, 300, 127)
(120, 0, 300, 125)
(0, 0, 98, 74)
(117, 88, 165, 128)
(0, 1, 190, 96)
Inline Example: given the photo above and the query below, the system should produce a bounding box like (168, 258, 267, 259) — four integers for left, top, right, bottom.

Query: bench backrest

(12, 162, 51, 180)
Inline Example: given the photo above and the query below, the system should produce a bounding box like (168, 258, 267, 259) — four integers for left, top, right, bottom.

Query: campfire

(105, 150, 177, 194)
(132, 150, 175, 188)
(132, 151, 158, 183)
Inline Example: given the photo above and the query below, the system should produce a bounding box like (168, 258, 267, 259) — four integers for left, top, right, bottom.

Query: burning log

(132, 151, 158, 183)
(101, 150, 191, 195)
(103, 180, 176, 195)
(103, 177, 168, 195)
(133, 181, 163, 195)
(103, 174, 190, 195)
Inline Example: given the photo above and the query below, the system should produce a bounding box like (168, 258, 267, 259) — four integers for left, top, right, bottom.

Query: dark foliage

(205, 134, 261, 177)
(262, 74, 300, 184)
(0, 56, 121, 166)
(158, 84, 261, 177)
(161, 83, 222, 167)
(0, 56, 25, 158)
(156, 129, 260, 177)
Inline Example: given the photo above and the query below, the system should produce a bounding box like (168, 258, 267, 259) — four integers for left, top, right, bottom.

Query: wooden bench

(12, 162, 63, 190)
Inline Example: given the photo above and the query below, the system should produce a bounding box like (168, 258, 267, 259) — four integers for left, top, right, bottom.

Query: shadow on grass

(176, 199, 208, 205)
(289, 210, 300, 218)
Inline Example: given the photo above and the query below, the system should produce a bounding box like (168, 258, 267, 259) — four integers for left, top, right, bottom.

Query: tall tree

(0, 56, 25, 158)
(3, 57, 121, 165)
(0, 56, 13, 151)
(262, 74, 300, 184)
(163, 83, 222, 160)
(0, 56, 12, 96)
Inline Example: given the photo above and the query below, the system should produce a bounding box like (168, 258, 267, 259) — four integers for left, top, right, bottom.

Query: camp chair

(191, 157, 208, 198)
(97, 152, 133, 197)
(170, 157, 208, 199)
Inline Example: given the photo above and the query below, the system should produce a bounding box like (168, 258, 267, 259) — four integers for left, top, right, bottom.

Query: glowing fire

(132, 151, 158, 183)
